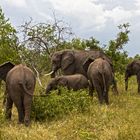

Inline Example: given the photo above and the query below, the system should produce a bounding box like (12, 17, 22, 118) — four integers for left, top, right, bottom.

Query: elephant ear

(83, 57, 95, 72)
(0, 62, 15, 81)
(61, 52, 74, 70)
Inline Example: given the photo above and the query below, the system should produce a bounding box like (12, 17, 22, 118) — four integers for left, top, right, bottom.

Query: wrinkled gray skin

(0, 62, 36, 126)
(125, 60, 140, 93)
(50, 49, 118, 94)
(46, 74, 89, 94)
(83, 58, 113, 105)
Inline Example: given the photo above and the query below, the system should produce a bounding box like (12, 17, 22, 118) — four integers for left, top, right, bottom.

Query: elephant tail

(19, 82, 33, 96)
(101, 72, 106, 97)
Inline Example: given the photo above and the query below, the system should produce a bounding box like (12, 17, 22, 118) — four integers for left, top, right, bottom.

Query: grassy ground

(0, 76, 140, 140)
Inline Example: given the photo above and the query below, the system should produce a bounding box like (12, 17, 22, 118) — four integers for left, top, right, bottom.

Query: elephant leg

(23, 95, 32, 126)
(104, 87, 109, 105)
(16, 105, 24, 124)
(138, 85, 140, 93)
(14, 97, 24, 124)
(136, 74, 140, 93)
(94, 84, 104, 104)
(89, 82, 94, 97)
(111, 77, 119, 95)
(5, 96, 13, 120)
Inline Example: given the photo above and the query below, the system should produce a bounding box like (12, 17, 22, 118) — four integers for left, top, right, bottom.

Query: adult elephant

(0, 62, 36, 126)
(125, 60, 140, 93)
(83, 57, 113, 104)
(47, 49, 118, 94)
(49, 49, 113, 78)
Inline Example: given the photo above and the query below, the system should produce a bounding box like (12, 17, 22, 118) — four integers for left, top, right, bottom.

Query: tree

(0, 7, 19, 64)
(84, 37, 101, 51)
(134, 54, 140, 60)
(105, 23, 130, 73)
(19, 17, 73, 74)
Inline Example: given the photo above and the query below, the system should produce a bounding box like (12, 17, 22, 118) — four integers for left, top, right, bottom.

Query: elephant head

(46, 77, 67, 94)
(46, 78, 58, 94)
(50, 50, 75, 78)
(0, 62, 15, 81)
(125, 60, 140, 91)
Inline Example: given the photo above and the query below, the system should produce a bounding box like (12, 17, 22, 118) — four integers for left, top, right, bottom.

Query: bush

(31, 87, 91, 122)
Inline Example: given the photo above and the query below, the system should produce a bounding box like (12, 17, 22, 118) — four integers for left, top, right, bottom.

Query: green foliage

(57, 37, 102, 51)
(134, 54, 140, 60)
(84, 37, 102, 51)
(0, 7, 20, 64)
(31, 87, 91, 121)
(105, 23, 130, 73)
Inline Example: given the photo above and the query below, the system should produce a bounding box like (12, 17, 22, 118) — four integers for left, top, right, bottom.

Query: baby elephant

(83, 57, 113, 105)
(46, 74, 89, 94)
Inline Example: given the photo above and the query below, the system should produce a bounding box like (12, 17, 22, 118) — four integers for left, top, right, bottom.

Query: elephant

(0, 62, 36, 126)
(125, 60, 140, 93)
(0, 62, 15, 81)
(47, 49, 118, 94)
(46, 74, 89, 94)
(0, 62, 15, 105)
(49, 49, 112, 78)
(83, 57, 113, 105)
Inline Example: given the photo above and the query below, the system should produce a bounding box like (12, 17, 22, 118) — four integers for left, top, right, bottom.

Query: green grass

(0, 75, 140, 140)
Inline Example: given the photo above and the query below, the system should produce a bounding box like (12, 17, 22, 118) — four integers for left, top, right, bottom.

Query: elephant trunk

(46, 88, 50, 95)
(46, 85, 52, 95)
(51, 71, 55, 78)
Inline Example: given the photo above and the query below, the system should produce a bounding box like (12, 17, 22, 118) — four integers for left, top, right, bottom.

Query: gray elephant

(125, 60, 140, 93)
(47, 49, 118, 94)
(49, 49, 112, 78)
(83, 57, 113, 105)
(0, 62, 15, 105)
(46, 74, 89, 94)
(0, 62, 36, 126)
(0, 62, 15, 81)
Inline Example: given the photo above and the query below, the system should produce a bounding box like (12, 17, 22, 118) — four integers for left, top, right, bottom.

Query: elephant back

(6, 64, 36, 91)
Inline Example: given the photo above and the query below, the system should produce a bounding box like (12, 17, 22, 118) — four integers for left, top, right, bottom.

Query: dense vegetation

(0, 7, 140, 140)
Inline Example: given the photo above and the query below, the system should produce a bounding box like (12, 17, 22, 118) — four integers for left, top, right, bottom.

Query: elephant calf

(46, 74, 89, 94)
(83, 57, 113, 105)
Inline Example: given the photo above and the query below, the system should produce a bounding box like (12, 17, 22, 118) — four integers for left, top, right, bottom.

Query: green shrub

(31, 87, 91, 121)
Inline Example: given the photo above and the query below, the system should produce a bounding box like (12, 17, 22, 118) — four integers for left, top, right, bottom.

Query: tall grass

(0, 75, 140, 140)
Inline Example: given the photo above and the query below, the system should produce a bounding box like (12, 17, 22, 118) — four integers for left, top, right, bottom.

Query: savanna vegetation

(0, 7, 140, 140)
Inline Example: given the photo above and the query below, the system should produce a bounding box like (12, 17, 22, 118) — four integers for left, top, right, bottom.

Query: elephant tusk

(44, 71, 54, 76)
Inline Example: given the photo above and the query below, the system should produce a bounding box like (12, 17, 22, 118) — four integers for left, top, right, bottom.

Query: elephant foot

(5, 112, 12, 120)
(18, 121, 24, 125)
(105, 101, 109, 105)
(24, 120, 30, 127)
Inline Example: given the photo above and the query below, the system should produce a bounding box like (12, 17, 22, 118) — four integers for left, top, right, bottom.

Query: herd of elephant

(0, 49, 139, 126)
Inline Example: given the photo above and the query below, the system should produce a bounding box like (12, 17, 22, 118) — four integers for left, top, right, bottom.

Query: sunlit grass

(0, 75, 140, 140)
